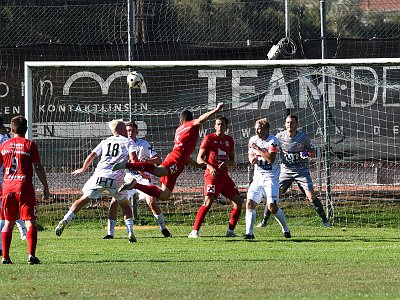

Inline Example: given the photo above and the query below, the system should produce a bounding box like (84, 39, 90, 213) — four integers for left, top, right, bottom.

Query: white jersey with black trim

(248, 134, 280, 180)
(126, 138, 158, 180)
(92, 135, 137, 179)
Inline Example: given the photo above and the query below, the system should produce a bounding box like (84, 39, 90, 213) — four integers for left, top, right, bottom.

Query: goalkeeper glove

(300, 150, 311, 159)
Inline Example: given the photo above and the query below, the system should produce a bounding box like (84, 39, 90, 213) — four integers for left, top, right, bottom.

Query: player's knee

(231, 195, 243, 207)
(268, 203, 278, 214)
(203, 196, 214, 208)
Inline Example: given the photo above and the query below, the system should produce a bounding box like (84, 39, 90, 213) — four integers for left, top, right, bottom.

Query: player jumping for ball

(113, 103, 225, 202)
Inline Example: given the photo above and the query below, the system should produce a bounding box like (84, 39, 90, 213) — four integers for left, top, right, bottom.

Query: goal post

(24, 58, 400, 228)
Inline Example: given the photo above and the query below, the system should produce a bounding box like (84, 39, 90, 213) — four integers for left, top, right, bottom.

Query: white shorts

(82, 175, 127, 201)
(124, 172, 153, 201)
(247, 174, 279, 204)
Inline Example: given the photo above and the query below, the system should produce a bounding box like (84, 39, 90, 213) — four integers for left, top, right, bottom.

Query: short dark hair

(126, 121, 138, 129)
(11, 115, 28, 135)
(180, 110, 193, 122)
(216, 116, 229, 125)
(286, 114, 298, 123)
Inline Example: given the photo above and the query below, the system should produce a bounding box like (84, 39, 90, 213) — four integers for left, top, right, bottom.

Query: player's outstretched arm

(194, 102, 224, 126)
(72, 152, 97, 176)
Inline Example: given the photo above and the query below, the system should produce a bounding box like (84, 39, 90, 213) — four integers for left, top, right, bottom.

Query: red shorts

(2, 191, 37, 221)
(204, 173, 239, 200)
(0, 186, 3, 219)
(159, 153, 186, 191)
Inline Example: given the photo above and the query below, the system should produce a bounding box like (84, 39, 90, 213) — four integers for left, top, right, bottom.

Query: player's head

(109, 119, 127, 137)
(285, 114, 298, 132)
(215, 116, 228, 135)
(10, 115, 28, 135)
(255, 118, 270, 139)
(126, 121, 138, 140)
(180, 110, 193, 123)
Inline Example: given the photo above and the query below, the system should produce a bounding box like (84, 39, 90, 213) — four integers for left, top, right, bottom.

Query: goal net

(25, 59, 400, 228)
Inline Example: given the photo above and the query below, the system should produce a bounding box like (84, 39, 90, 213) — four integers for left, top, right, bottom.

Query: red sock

(134, 183, 162, 199)
(27, 226, 38, 257)
(126, 162, 156, 174)
(2, 230, 12, 260)
(193, 206, 210, 231)
(228, 208, 241, 230)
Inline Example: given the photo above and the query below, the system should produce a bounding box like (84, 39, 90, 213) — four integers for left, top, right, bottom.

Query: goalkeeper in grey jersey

(258, 115, 331, 228)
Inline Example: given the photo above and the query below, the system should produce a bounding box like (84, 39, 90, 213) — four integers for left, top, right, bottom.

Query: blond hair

(109, 119, 124, 133)
(255, 117, 269, 129)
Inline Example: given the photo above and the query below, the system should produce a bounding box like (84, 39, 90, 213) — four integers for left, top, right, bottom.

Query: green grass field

(1, 225, 399, 299)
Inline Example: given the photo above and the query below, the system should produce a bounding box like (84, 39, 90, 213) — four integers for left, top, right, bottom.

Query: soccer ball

(127, 71, 144, 89)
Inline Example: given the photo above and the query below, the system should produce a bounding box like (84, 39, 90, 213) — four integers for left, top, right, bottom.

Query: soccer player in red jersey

(116, 102, 224, 201)
(188, 116, 243, 238)
(0, 116, 50, 264)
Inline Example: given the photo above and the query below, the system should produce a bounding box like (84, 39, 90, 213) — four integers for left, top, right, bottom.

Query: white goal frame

(24, 58, 400, 225)
(24, 57, 400, 139)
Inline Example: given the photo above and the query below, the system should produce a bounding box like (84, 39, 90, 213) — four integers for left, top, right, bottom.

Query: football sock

(125, 218, 134, 235)
(134, 183, 162, 199)
(262, 207, 272, 224)
(107, 219, 117, 236)
(27, 226, 38, 257)
(126, 162, 156, 174)
(312, 198, 329, 223)
(154, 213, 166, 230)
(274, 208, 290, 233)
(228, 208, 241, 230)
(0, 219, 4, 251)
(193, 206, 210, 231)
(63, 210, 75, 222)
(245, 209, 256, 235)
(1, 230, 12, 260)
(16, 219, 27, 239)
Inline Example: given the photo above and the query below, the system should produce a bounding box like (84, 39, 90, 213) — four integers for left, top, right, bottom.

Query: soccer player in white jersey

(55, 120, 139, 242)
(257, 115, 331, 228)
(244, 118, 291, 240)
(104, 122, 173, 239)
(0, 117, 27, 258)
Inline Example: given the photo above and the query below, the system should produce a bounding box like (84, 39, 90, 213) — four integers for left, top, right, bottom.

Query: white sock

(107, 219, 117, 236)
(154, 213, 166, 230)
(16, 219, 27, 234)
(63, 210, 75, 222)
(245, 209, 256, 235)
(15, 219, 27, 240)
(0, 219, 4, 251)
(274, 208, 290, 233)
(125, 218, 134, 235)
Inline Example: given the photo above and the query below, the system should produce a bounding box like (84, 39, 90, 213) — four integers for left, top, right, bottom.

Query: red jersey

(200, 133, 234, 177)
(172, 120, 200, 162)
(0, 137, 41, 193)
